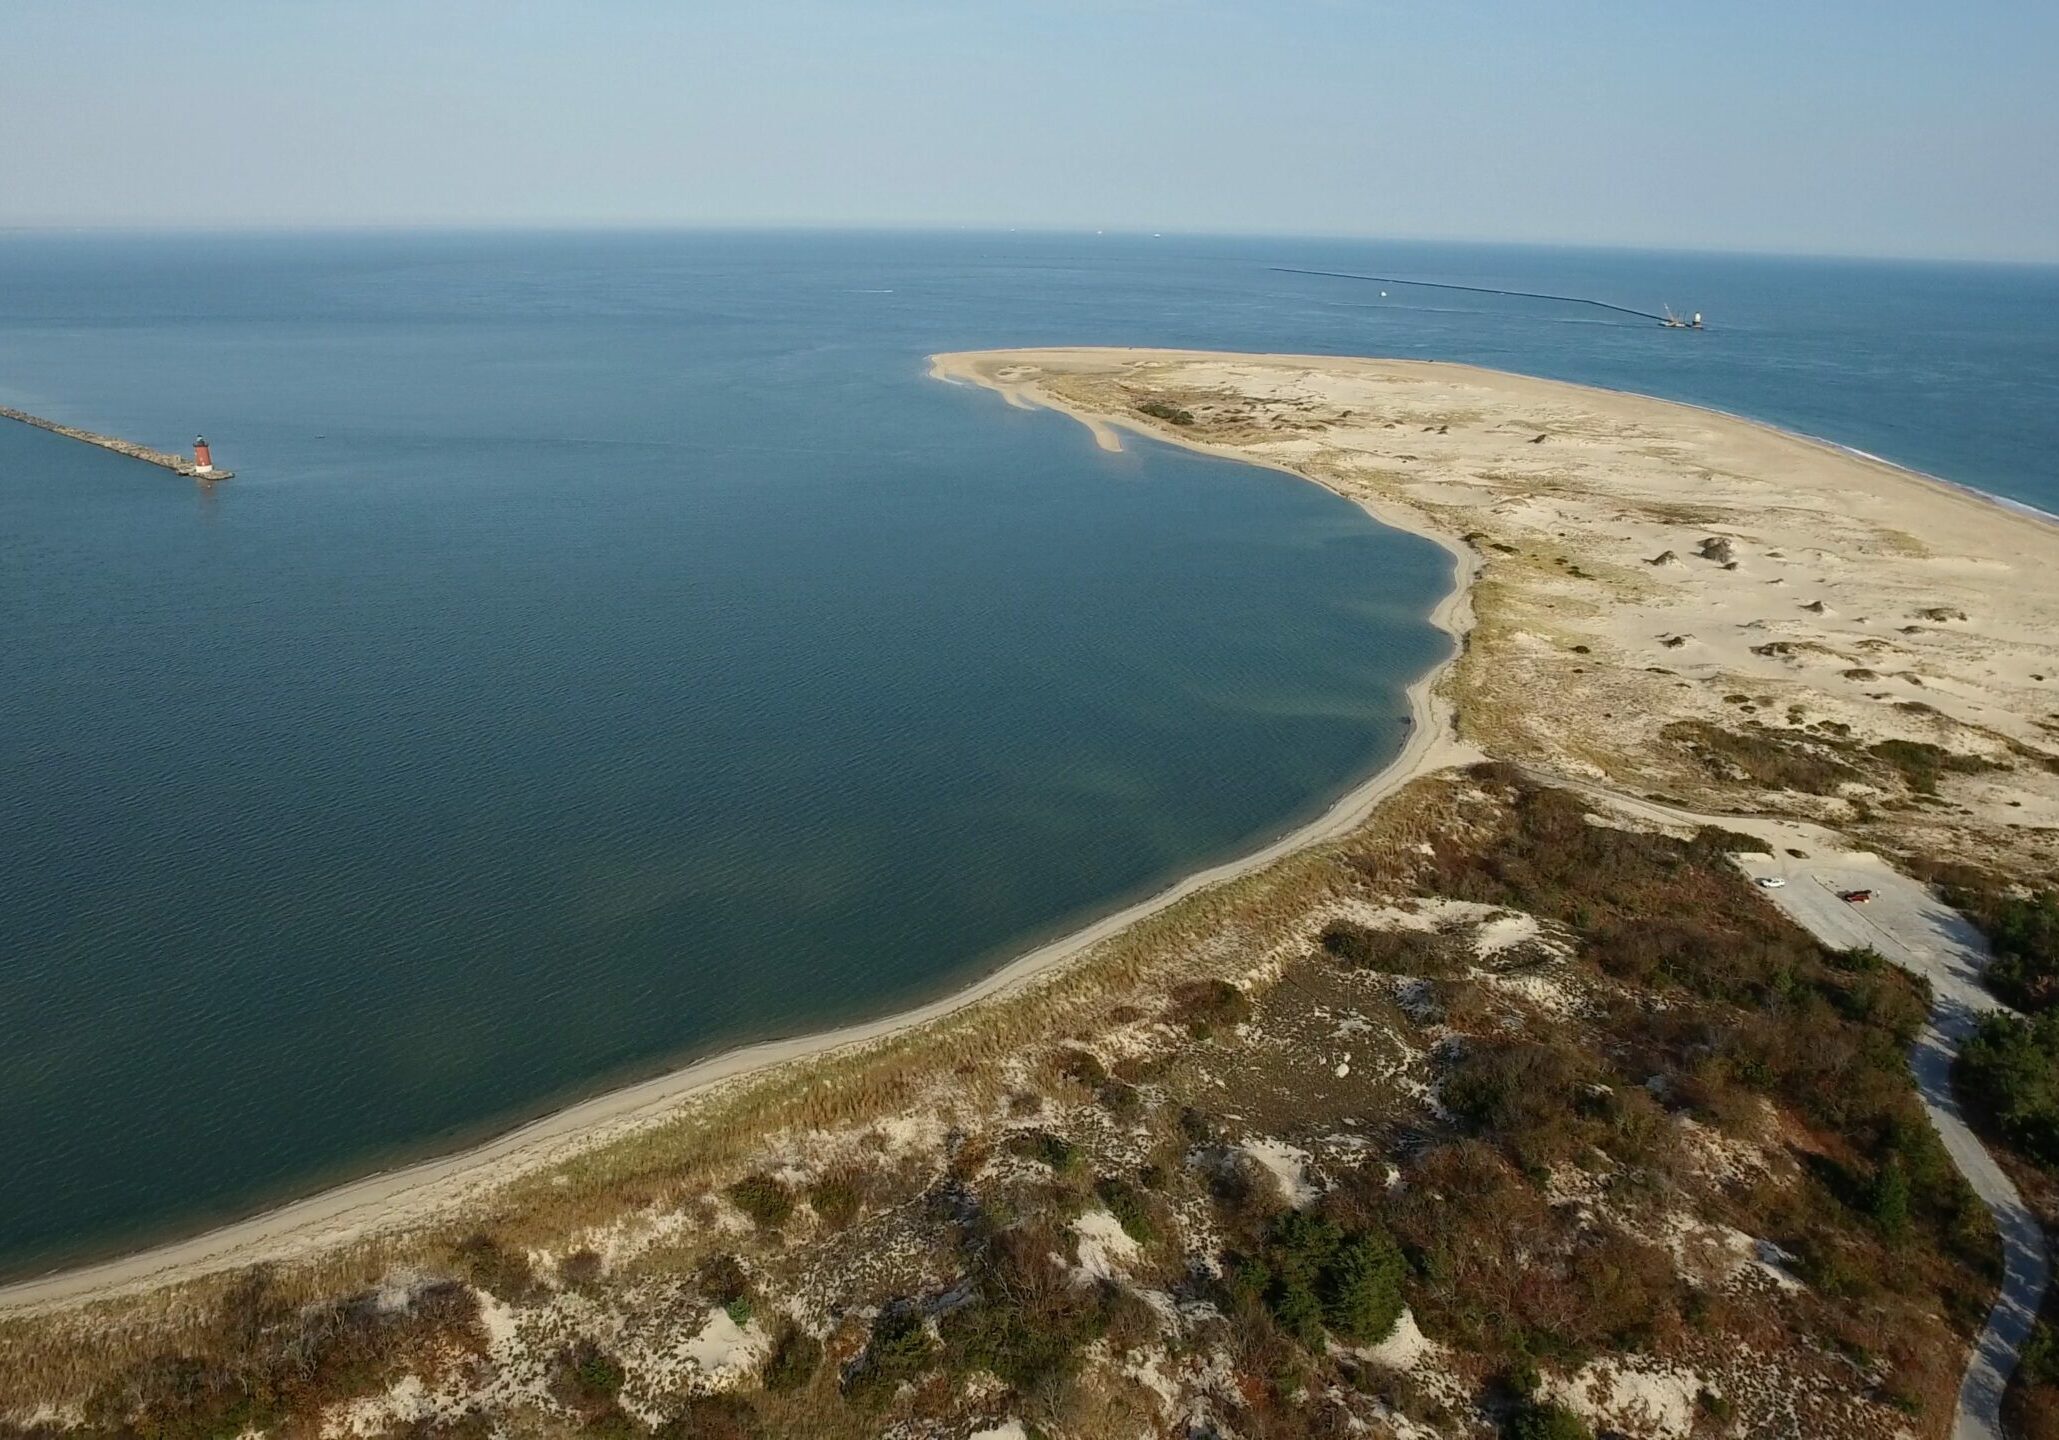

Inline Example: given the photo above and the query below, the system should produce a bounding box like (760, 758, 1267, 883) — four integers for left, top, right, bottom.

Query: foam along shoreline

(0, 384, 1478, 1317)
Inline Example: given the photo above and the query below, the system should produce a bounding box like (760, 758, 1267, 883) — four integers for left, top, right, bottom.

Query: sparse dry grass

(0, 772, 1399, 1413)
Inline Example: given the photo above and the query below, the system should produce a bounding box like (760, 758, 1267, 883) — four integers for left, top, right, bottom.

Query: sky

(7, 1, 2057, 262)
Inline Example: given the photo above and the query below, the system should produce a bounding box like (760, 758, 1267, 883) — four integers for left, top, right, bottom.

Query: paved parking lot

(1726, 846, 2045, 1440)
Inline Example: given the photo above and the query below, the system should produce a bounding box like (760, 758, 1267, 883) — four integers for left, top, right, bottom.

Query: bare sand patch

(932, 347, 2059, 880)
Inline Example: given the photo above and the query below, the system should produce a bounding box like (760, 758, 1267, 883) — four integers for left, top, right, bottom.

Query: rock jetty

(0, 405, 232, 479)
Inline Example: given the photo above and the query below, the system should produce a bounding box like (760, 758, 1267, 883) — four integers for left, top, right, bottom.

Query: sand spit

(932, 347, 2059, 880)
(10, 346, 2055, 1329)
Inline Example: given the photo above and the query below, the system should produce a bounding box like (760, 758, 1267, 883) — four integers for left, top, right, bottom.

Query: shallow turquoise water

(1, 231, 2053, 1275)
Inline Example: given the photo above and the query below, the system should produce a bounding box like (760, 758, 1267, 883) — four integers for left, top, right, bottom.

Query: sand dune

(933, 347, 2059, 882)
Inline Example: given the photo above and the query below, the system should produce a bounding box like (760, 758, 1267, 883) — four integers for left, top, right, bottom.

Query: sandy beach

(0, 473, 1476, 1316)
(9, 346, 2055, 1322)
(935, 348, 2059, 880)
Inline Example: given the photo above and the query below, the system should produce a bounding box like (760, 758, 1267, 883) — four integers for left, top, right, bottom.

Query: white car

(1755, 876, 1788, 889)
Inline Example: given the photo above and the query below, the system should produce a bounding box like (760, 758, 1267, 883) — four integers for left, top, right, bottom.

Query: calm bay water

(1, 232, 2054, 1274)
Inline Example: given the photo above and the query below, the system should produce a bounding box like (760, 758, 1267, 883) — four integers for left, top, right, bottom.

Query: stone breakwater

(0, 406, 232, 479)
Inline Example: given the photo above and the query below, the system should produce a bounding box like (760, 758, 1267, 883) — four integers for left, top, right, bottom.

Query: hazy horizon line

(2, 221, 2054, 271)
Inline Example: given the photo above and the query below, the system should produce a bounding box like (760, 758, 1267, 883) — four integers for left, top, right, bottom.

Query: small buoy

(1380, 290, 1388, 297)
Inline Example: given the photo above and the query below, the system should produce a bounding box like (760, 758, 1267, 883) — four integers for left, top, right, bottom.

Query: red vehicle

(1839, 889, 1875, 904)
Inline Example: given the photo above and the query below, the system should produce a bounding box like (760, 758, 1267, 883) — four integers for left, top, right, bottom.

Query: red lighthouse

(192, 436, 214, 474)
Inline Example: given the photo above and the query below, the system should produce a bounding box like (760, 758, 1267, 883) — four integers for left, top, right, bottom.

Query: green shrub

(1095, 1176, 1157, 1245)
(806, 1172, 862, 1228)
(1006, 1129, 1080, 1172)
(1319, 920, 1454, 975)
(2022, 1319, 2059, 1386)
(551, 1340, 625, 1423)
(1322, 1229, 1408, 1342)
(1877, 1113, 1979, 1240)
(843, 1304, 934, 1408)
(1234, 1210, 1404, 1349)
(1136, 398, 1195, 426)
(762, 1325, 821, 1393)
(727, 1173, 793, 1228)
(569, 1343, 622, 1399)
(1691, 825, 1771, 856)
(943, 1286, 1107, 1390)
(451, 1232, 537, 1302)
(1867, 738, 1999, 795)
(1824, 968, 1930, 1044)
(939, 1227, 1113, 1390)
(1830, 946, 1888, 972)
(1663, 720, 1859, 794)
(1957, 1011, 2059, 1168)
(1945, 886, 2059, 1012)
(695, 1252, 750, 1306)
(1170, 979, 1251, 1037)
(1054, 1047, 1108, 1087)
(1505, 1399, 1593, 1439)
(1865, 1156, 1912, 1241)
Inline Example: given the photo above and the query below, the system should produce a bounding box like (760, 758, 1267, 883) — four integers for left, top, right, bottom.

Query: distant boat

(1661, 306, 1705, 329)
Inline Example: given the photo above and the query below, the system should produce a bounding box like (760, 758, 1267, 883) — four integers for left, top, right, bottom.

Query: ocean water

(1, 232, 2054, 1275)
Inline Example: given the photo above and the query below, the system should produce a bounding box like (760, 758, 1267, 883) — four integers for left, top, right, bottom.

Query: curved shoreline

(945, 348, 2054, 1437)
(10, 346, 2049, 1440)
(0, 370, 1480, 1317)
(933, 346, 2059, 539)
(13, 345, 2045, 1359)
